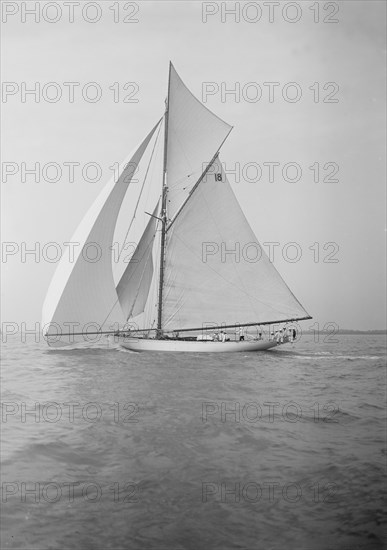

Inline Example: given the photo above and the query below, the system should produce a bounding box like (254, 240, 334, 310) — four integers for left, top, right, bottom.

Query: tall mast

(157, 62, 171, 337)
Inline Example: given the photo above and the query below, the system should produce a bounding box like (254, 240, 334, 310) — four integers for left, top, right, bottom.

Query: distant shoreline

(302, 330, 386, 335)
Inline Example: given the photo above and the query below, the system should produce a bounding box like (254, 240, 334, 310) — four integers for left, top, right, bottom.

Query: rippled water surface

(1, 334, 386, 549)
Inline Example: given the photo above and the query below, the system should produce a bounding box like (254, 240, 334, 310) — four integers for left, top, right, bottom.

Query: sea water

(1, 333, 386, 549)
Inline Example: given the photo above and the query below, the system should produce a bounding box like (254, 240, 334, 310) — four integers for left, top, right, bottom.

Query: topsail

(165, 64, 232, 220)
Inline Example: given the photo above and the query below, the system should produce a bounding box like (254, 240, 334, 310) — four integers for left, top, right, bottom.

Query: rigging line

(117, 119, 163, 262)
(166, 126, 233, 232)
(166, 154, 219, 233)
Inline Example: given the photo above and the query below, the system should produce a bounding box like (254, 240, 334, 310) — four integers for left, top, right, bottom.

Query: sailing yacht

(42, 63, 311, 351)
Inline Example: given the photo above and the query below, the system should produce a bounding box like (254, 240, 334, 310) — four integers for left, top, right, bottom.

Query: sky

(1, 0, 386, 331)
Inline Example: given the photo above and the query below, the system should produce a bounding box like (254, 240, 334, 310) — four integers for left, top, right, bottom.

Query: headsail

(165, 63, 232, 220)
(42, 122, 160, 346)
(116, 201, 159, 320)
(162, 158, 310, 331)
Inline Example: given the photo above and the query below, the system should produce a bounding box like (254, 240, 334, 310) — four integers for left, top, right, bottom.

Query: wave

(294, 354, 381, 361)
(116, 346, 137, 354)
(46, 343, 120, 354)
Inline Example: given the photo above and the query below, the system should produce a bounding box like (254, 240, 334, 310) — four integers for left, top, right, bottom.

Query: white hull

(118, 337, 286, 353)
